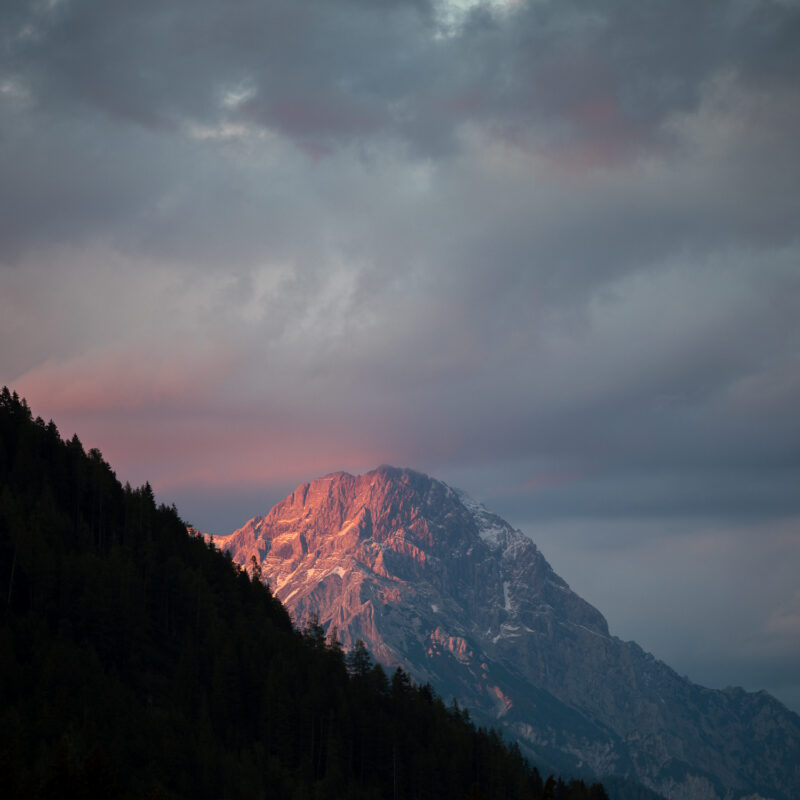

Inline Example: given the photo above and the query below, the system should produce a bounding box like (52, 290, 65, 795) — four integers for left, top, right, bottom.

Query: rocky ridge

(211, 466, 800, 800)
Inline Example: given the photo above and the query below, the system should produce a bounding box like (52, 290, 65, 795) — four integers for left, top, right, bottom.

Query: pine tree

(346, 639, 373, 677)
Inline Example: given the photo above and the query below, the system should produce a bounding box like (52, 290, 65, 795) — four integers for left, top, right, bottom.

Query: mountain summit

(212, 466, 800, 800)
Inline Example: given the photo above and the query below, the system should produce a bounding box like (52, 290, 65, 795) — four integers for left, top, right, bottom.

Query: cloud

(14, 344, 233, 415)
(4, 1, 799, 159)
(2, 0, 800, 711)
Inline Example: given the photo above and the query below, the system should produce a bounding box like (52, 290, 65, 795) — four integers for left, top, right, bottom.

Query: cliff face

(213, 466, 800, 800)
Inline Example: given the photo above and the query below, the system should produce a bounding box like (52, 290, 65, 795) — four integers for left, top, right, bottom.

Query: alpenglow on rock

(211, 466, 800, 800)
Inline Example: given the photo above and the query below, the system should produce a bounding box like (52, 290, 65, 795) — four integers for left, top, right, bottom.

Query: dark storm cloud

(3, 0, 799, 270)
(5, 0, 799, 155)
(3, 0, 436, 139)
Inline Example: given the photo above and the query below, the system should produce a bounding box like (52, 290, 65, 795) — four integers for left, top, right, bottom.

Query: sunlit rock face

(212, 466, 800, 800)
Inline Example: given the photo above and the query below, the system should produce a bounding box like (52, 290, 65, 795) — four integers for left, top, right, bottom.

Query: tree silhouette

(0, 386, 607, 800)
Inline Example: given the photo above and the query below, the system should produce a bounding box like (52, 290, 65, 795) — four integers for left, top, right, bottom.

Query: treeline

(0, 387, 608, 800)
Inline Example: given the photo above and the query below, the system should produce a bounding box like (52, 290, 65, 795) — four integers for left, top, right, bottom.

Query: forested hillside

(0, 388, 608, 799)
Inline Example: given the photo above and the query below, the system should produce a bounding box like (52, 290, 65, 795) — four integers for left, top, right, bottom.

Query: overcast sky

(2, 0, 799, 712)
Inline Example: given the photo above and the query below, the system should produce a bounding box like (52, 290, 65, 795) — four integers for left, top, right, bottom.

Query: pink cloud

(525, 49, 643, 172)
(12, 350, 405, 498)
(13, 344, 234, 414)
(544, 91, 638, 173)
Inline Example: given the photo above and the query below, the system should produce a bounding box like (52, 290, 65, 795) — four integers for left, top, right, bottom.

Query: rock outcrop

(212, 466, 800, 800)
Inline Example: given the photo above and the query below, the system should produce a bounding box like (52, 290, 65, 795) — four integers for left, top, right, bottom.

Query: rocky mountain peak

(211, 467, 800, 800)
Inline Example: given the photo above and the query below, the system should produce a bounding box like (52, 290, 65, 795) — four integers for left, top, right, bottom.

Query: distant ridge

(213, 465, 800, 800)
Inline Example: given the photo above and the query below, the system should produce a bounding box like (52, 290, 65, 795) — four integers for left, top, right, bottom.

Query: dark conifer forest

(0, 388, 609, 799)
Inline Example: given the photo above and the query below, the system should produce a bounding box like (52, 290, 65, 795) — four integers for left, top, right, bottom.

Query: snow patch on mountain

(503, 581, 512, 612)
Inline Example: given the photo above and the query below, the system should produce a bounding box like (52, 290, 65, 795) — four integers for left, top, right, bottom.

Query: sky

(2, 0, 799, 712)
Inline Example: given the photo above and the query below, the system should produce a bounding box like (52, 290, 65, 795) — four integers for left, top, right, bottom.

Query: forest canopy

(0, 387, 608, 800)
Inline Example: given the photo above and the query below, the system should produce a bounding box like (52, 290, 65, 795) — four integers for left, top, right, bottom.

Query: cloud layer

(2, 0, 799, 710)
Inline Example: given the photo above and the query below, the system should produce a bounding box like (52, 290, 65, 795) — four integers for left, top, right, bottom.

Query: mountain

(2, 390, 579, 800)
(212, 465, 800, 800)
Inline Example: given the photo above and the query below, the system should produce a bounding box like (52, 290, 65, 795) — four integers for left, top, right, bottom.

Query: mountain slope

(213, 465, 800, 800)
(1, 391, 571, 800)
